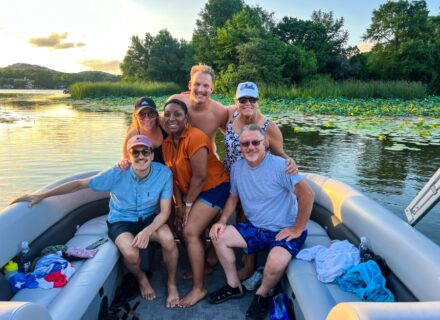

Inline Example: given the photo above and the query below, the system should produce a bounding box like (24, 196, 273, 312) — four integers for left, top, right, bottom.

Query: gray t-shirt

(230, 153, 303, 232)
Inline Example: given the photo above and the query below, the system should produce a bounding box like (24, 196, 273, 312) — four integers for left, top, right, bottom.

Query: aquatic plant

(68, 81, 180, 99)
(218, 80, 427, 100)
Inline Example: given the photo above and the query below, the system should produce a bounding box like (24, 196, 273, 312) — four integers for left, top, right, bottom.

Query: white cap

(235, 82, 259, 99)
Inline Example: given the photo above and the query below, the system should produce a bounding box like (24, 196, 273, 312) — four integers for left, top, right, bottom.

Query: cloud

(28, 32, 86, 49)
(79, 59, 121, 74)
(357, 40, 376, 53)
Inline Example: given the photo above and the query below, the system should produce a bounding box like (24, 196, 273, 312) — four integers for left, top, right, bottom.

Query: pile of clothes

(9, 245, 98, 292)
(296, 240, 395, 302)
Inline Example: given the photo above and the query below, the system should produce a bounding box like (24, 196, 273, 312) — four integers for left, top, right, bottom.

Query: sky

(1, 0, 439, 74)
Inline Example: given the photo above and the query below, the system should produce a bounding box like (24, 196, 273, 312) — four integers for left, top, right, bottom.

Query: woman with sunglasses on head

(162, 98, 230, 308)
(122, 96, 168, 165)
(224, 82, 298, 281)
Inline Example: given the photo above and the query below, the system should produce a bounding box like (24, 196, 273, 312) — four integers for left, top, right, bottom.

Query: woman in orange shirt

(162, 98, 230, 308)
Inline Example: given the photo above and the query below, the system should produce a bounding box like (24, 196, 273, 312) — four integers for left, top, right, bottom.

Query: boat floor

(129, 243, 268, 320)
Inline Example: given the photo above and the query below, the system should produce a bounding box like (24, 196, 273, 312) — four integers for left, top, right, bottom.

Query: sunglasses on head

(238, 97, 259, 104)
(129, 148, 152, 158)
(240, 139, 264, 147)
(136, 111, 157, 120)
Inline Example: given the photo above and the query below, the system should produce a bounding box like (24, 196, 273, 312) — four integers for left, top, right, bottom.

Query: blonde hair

(128, 111, 159, 133)
(190, 64, 215, 81)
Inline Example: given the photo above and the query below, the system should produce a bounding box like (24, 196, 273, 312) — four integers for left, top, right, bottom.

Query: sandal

(207, 284, 243, 304)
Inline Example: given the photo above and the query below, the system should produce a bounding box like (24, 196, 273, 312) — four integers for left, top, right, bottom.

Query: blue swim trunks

(197, 182, 230, 210)
(234, 221, 307, 257)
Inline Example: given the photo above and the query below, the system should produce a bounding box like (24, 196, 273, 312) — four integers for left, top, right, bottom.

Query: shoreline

(2, 92, 438, 118)
(1, 93, 439, 149)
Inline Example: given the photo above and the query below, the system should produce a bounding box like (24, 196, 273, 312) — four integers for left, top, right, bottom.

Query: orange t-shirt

(162, 126, 229, 193)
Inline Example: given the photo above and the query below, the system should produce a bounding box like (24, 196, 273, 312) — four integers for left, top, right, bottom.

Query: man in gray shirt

(208, 124, 314, 320)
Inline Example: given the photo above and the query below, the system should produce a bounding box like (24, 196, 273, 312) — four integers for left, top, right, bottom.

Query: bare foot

(183, 262, 215, 280)
(178, 288, 207, 308)
(139, 276, 156, 300)
(166, 284, 180, 308)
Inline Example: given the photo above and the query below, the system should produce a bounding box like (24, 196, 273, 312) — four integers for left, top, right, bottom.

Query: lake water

(1, 93, 439, 245)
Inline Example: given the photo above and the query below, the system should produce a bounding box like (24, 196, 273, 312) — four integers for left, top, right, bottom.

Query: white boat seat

(0, 301, 52, 320)
(286, 220, 361, 320)
(11, 215, 119, 320)
(285, 174, 440, 320)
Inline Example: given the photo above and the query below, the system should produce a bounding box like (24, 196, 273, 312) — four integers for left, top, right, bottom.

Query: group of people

(12, 64, 314, 320)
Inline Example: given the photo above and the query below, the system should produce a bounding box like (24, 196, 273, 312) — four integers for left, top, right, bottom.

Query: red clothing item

(44, 270, 67, 288)
(163, 125, 229, 193)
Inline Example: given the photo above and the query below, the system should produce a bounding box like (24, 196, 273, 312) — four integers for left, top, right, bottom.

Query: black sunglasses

(136, 111, 157, 120)
(240, 139, 264, 147)
(238, 97, 259, 104)
(129, 148, 152, 158)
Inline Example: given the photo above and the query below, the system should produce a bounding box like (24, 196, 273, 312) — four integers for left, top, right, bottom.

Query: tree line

(120, 0, 440, 94)
(0, 63, 120, 89)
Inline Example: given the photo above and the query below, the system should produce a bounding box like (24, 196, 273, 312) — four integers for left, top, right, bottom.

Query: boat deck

(130, 243, 263, 320)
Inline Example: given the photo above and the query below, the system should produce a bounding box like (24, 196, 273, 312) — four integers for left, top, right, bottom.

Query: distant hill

(0, 63, 121, 89)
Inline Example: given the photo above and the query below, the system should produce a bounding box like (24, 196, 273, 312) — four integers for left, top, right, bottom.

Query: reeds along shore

(69, 81, 180, 99)
(258, 80, 427, 100)
(68, 79, 428, 100)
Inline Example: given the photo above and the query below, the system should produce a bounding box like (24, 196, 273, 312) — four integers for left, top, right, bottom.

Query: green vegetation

(68, 81, 181, 99)
(66, 77, 427, 100)
(2, 1, 439, 99)
(249, 79, 427, 100)
(0, 63, 120, 89)
(261, 97, 440, 117)
(120, 0, 440, 95)
(0, 93, 22, 98)
(121, 30, 192, 85)
(65, 93, 439, 119)
(63, 94, 439, 150)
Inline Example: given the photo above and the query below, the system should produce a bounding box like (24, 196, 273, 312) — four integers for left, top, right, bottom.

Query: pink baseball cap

(126, 135, 153, 151)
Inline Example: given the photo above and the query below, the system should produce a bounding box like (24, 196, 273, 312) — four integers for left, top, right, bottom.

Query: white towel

(297, 240, 360, 283)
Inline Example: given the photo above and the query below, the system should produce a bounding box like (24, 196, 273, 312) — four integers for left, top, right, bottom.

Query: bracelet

(185, 202, 193, 208)
(175, 203, 184, 209)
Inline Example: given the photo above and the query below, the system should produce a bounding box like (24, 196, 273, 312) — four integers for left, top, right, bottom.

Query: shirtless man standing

(168, 64, 231, 152)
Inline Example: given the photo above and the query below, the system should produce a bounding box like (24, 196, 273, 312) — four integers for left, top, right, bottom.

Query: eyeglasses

(136, 111, 157, 120)
(238, 97, 258, 104)
(129, 148, 152, 158)
(240, 139, 264, 147)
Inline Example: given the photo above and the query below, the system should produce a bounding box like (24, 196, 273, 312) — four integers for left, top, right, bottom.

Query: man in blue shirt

(12, 135, 180, 308)
(208, 124, 314, 320)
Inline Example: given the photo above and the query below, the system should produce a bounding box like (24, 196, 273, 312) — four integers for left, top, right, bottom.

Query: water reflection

(1, 102, 439, 245)
(275, 115, 440, 244)
(0, 103, 128, 206)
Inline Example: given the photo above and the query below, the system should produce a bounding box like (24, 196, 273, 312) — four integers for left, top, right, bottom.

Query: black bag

(107, 301, 140, 320)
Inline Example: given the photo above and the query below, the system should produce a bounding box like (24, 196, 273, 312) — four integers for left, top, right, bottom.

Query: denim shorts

(234, 221, 307, 257)
(107, 215, 156, 242)
(197, 181, 230, 210)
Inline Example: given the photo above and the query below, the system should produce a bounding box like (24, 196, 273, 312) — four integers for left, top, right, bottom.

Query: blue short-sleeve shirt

(88, 162, 173, 223)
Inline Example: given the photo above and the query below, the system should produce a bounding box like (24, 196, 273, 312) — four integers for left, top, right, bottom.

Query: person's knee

(212, 232, 228, 248)
(157, 229, 177, 251)
(182, 225, 199, 241)
(122, 248, 140, 264)
(265, 254, 289, 274)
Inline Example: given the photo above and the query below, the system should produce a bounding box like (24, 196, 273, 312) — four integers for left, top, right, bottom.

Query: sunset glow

(1, 0, 439, 74)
